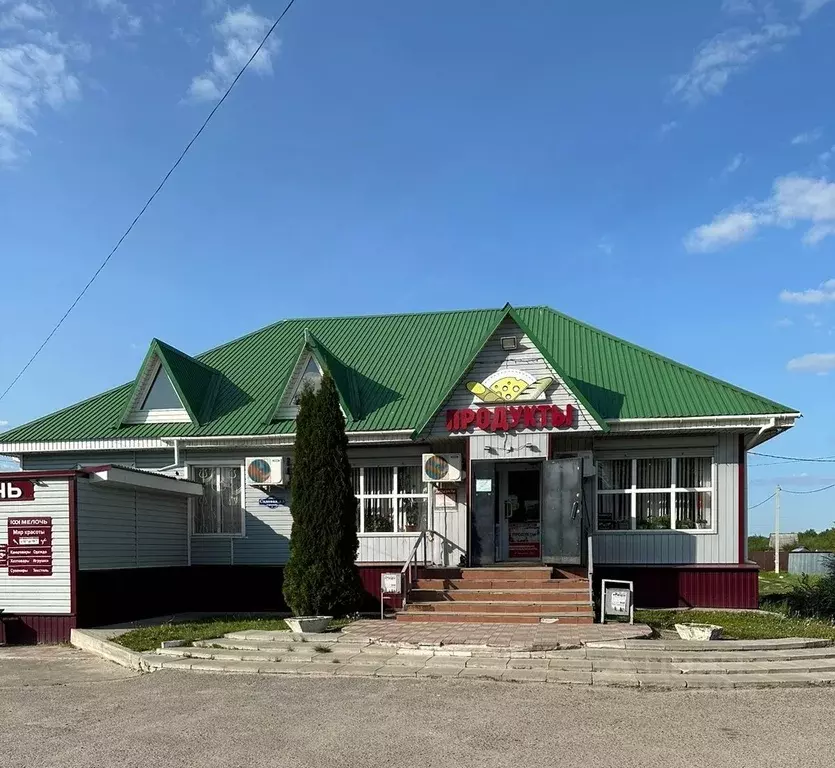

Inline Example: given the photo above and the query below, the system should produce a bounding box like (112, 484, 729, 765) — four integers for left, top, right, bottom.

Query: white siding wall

(0, 478, 71, 614)
(75, 478, 188, 570)
(428, 318, 601, 436)
(185, 444, 468, 566)
(592, 433, 740, 565)
(469, 432, 548, 461)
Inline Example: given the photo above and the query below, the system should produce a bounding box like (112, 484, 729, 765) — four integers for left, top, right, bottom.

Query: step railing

(400, 530, 429, 611)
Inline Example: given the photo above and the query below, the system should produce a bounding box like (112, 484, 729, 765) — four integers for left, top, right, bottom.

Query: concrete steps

(400, 565, 592, 624)
(138, 634, 835, 688)
(396, 612, 595, 624)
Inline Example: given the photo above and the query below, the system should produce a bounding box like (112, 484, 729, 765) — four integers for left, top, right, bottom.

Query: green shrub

(785, 555, 835, 620)
(282, 374, 362, 617)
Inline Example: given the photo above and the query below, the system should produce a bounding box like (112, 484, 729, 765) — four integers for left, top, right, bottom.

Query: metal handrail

(400, 530, 429, 611)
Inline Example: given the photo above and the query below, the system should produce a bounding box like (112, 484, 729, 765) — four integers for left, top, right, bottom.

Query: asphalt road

(2, 648, 834, 768)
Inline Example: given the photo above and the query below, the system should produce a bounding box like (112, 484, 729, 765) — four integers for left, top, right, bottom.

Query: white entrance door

(497, 464, 541, 562)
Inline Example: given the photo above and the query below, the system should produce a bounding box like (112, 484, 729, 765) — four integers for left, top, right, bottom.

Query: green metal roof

(0, 305, 796, 444)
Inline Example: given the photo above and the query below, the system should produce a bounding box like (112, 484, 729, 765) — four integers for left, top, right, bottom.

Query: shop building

(0, 304, 798, 641)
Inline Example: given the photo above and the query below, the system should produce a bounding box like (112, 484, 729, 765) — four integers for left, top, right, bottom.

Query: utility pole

(774, 485, 781, 574)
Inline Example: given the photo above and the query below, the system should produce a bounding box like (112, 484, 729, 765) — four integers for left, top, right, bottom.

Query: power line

(748, 493, 776, 511)
(782, 483, 835, 495)
(0, 0, 299, 406)
(750, 451, 835, 463)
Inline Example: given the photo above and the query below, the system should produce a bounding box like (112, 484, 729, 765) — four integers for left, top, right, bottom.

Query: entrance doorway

(497, 464, 541, 562)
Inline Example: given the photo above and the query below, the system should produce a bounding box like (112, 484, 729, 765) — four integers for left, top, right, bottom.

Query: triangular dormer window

(269, 329, 360, 423)
(119, 339, 220, 427)
(141, 366, 185, 410)
(123, 359, 192, 424)
(292, 357, 323, 405)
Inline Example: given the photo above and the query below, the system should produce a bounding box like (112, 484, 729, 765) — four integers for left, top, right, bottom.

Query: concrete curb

(70, 629, 153, 672)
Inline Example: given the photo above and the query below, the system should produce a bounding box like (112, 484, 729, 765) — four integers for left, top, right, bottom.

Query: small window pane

(398, 498, 427, 532)
(364, 467, 393, 495)
(141, 367, 183, 410)
(598, 460, 630, 491)
(218, 467, 242, 534)
(636, 458, 671, 489)
(636, 492, 672, 530)
(397, 466, 426, 495)
(191, 466, 242, 535)
(676, 491, 712, 529)
(192, 467, 217, 534)
(364, 498, 393, 532)
(597, 494, 631, 530)
(292, 358, 323, 404)
(677, 457, 711, 489)
(351, 467, 361, 493)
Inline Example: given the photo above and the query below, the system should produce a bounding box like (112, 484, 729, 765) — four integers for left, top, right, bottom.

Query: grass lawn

(758, 571, 818, 598)
(634, 609, 835, 641)
(115, 615, 354, 652)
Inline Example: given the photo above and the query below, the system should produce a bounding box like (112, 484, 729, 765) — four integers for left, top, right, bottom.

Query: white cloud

(791, 128, 823, 145)
(0, 33, 84, 165)
(796, 0, 835, 20)
(597, 238, 613, 255)
(671, 24, 798, 104)
(787, 352, 835, 373)
(659, 120, 679, 137)
(780, 278, 835, 304)
(722, 152, 745, 175)
(0, 2, 50, 30)
(775, 317, 794, 327)
(684, 211, 760, 252)
(685, 175, 835, 251)
(187, 5, 278, 103)
(90, 0, 142, 39)
(0, 420, 7, 426)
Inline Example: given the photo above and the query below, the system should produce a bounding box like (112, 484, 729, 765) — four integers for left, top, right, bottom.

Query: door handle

(504, 501, 513, 520)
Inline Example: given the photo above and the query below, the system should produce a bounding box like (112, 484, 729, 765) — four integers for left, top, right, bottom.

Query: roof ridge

(538, 307, 796, 413)
(192, 306, 549, 362)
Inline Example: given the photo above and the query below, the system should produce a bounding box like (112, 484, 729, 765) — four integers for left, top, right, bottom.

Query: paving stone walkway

(126, 628, 835, 689)
(340, 619, 652, 649)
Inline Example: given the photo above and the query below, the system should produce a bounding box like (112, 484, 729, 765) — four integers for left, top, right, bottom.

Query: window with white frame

(351, 465, 429, 533)
(191, 466, 244, 535)
(596, 456, 713, 532)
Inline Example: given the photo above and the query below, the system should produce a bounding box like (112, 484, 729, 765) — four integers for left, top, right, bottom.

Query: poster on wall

(7, 517, 53, 576)
(509, 522, 541, 559)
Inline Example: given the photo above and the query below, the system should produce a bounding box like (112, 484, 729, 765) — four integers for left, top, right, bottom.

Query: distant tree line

(749, 526, 835, 553)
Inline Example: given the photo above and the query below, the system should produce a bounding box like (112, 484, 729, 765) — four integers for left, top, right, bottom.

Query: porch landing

(342, 619, 652, 651)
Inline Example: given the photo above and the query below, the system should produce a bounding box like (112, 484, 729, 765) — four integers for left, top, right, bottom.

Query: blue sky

(1, 0, 835, 532)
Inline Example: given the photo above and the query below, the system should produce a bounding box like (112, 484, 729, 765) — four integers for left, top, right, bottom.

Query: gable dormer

(270, 329, 360, 422)
(120, 339, 220, 425)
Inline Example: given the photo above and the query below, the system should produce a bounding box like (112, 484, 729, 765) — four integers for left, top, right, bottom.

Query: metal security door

(541, 458, 583, 565)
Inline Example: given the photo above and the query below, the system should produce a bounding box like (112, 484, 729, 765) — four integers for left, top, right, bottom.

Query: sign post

(380, 572, 402, 620)
(601, 579, 634, 624)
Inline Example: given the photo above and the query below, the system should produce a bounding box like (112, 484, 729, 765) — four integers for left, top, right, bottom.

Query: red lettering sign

(0, 480, 35, 502)
(0, 544, 6, 568)
(445, 404, 577, 433)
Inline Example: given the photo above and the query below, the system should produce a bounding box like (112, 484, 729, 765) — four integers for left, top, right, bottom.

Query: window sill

(358, 532, 423, 537)
(594, 528, 716, 535)
(191, 533, 246, 538)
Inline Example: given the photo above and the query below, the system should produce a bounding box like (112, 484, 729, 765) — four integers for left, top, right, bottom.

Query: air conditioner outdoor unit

(245, 457, 285, 486)
(422, 453, 463, 483)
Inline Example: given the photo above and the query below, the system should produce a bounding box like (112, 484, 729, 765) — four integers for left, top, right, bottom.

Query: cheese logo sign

(466, 370, 553, 403)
